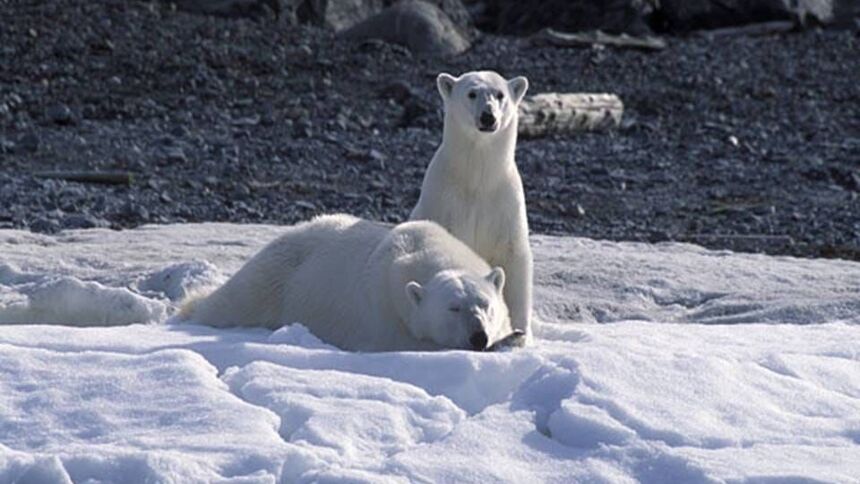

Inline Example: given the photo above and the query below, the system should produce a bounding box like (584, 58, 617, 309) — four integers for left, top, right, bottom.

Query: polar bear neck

(438, 114, 518, 188)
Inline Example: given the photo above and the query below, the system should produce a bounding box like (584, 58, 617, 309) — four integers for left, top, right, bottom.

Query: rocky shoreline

(1, 1, 858, 260)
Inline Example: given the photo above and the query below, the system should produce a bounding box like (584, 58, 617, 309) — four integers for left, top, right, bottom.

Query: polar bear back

(188, 214, 388, 338)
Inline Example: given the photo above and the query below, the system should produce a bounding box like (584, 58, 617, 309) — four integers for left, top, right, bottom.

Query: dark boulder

(298, 0, 475, 34)
(340, 0, 471, 56)
(470, 0, 657, 35)
(170, 0, 282, 18)
(169, 0, 475, 36)
(655, 0, 842, 32)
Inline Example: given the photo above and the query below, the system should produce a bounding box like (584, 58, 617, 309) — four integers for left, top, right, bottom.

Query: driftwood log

(518, 93, 623, 138)
(533, 28, 667, 51)
(34, 171, 133, 185)
(693, 21, 797, 38)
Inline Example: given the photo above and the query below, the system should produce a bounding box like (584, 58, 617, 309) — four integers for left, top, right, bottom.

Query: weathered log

(693, 20, 797, 38)
(34, 171, 133, 185)
(518, 93, 623, 138)
(533, 28, 667, 51)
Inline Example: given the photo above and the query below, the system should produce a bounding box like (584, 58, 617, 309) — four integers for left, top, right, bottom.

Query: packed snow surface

(1, 224, 858, 483)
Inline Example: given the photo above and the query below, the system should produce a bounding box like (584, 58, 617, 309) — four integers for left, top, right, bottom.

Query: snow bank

(0, 263, 165, 325)
(0, 223, 858, 482)
(533, 237, 860, 326)
(0, 343, 290, 482)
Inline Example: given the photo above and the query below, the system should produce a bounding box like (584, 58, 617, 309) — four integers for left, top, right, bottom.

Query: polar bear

(410, 70, 533, 345)
(180, 214, 513, 352)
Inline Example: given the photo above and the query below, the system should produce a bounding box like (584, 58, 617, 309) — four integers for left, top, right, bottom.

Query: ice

(533, 236, 860, 326)
(136, 260, 223, 302)
(0, 223, 858, 482)
(224, 361, 464, 476)
(0, 263, 166, 325)
(546, 400, 636, 448)
(0, 343, 294, 482)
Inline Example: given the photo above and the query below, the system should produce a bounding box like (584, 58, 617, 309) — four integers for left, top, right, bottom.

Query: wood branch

(518, 93, 623, 138)
(533, 28, 667, 51)
(685, 234, 795, 244)
(34, 171, 133, 185)
(693, 21, 796, 38)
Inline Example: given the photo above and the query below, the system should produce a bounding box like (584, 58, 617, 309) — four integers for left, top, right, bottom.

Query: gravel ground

(1, 1, 858, 260)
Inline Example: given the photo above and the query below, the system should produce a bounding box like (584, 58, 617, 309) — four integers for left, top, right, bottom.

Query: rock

(399, 98, 431, 127)
(292, 0, 474, 35)
(656, 0, 840, 32)
(121, 202, 150, 222)
(30, 217, 61, 234)
(62, 214, 110, 229)
(169, 0, 281, 18)
(830, 167, 860, 192)
(368, 148, 387, 166)
(164, 147, 188, 164)
(295, 200, 318, 211)
(379, 80, 416, 103)
(46, 103, 75, 125)
(340, 0, 471, 56)
(0, 137, 14, 154)
(477, 0, 656, 35)
(296, 0, 384, 31)
(0, 92, 23, 119)
(18, 132, 40, 152)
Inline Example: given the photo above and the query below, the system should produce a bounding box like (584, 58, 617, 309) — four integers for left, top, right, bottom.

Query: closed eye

(449, 306, 461, 312)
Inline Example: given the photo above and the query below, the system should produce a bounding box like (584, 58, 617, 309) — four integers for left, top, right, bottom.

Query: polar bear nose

(479, 111, 496, 127)
(469, 330, 489, 350)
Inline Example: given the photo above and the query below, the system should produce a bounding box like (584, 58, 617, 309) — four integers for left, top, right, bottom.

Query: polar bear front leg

(500, 245, 533, 345)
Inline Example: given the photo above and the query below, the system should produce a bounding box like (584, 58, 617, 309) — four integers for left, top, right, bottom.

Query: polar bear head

(436, 70, 528, 135)
(404, 267, 511, 351)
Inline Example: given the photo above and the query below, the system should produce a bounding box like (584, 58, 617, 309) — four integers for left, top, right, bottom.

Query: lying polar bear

(181, 214, 515, 352)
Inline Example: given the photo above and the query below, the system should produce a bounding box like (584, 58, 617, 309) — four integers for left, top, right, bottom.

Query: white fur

(182, 214, 511, 352)
(411, 70, 533, 342)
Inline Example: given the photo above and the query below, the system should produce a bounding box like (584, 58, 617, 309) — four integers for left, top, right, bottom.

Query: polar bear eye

(468, 91, 476, 99)
(448, 305, 461, 313)
(496, 91, 504, 100)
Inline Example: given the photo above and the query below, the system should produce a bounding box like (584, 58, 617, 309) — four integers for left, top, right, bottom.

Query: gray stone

(340, 0, 471, 56)
(292, 0, 474, 35)
(0, 137, 14, 154)
(170, 0, 281, 18)
(46, 103, 75, 125)
(481, 0, 656, 35)
(30, 217, 61, 233)
(657, 0, 839, 31)
(164, 147, 188, 164)
(63, 214, 110, 229)
(297, 0, 385, 31)
(18, 132, 40, 152)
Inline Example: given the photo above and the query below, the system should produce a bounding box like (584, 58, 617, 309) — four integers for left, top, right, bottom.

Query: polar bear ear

(487, 267, 506, 293)
(507, 76, 529, 104)
(437, 73, 457, 100)
(405, 281, 424, 309)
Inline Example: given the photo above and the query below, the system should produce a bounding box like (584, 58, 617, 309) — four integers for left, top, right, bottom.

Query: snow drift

(0, 223, 858, 483)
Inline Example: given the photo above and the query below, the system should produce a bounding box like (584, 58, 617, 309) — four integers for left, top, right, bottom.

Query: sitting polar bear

(181, 214, 513, 352)
(411, 70, 533, 345)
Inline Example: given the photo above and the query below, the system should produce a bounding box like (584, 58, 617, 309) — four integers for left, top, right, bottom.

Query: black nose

(479, 112, 496, 127)
(469, 330, 488, 350)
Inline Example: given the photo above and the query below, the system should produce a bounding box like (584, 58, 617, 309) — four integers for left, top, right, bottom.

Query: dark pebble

(46, 103, 75, 125)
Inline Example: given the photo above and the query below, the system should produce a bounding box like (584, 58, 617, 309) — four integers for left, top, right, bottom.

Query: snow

(1, 223, 859, 483)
